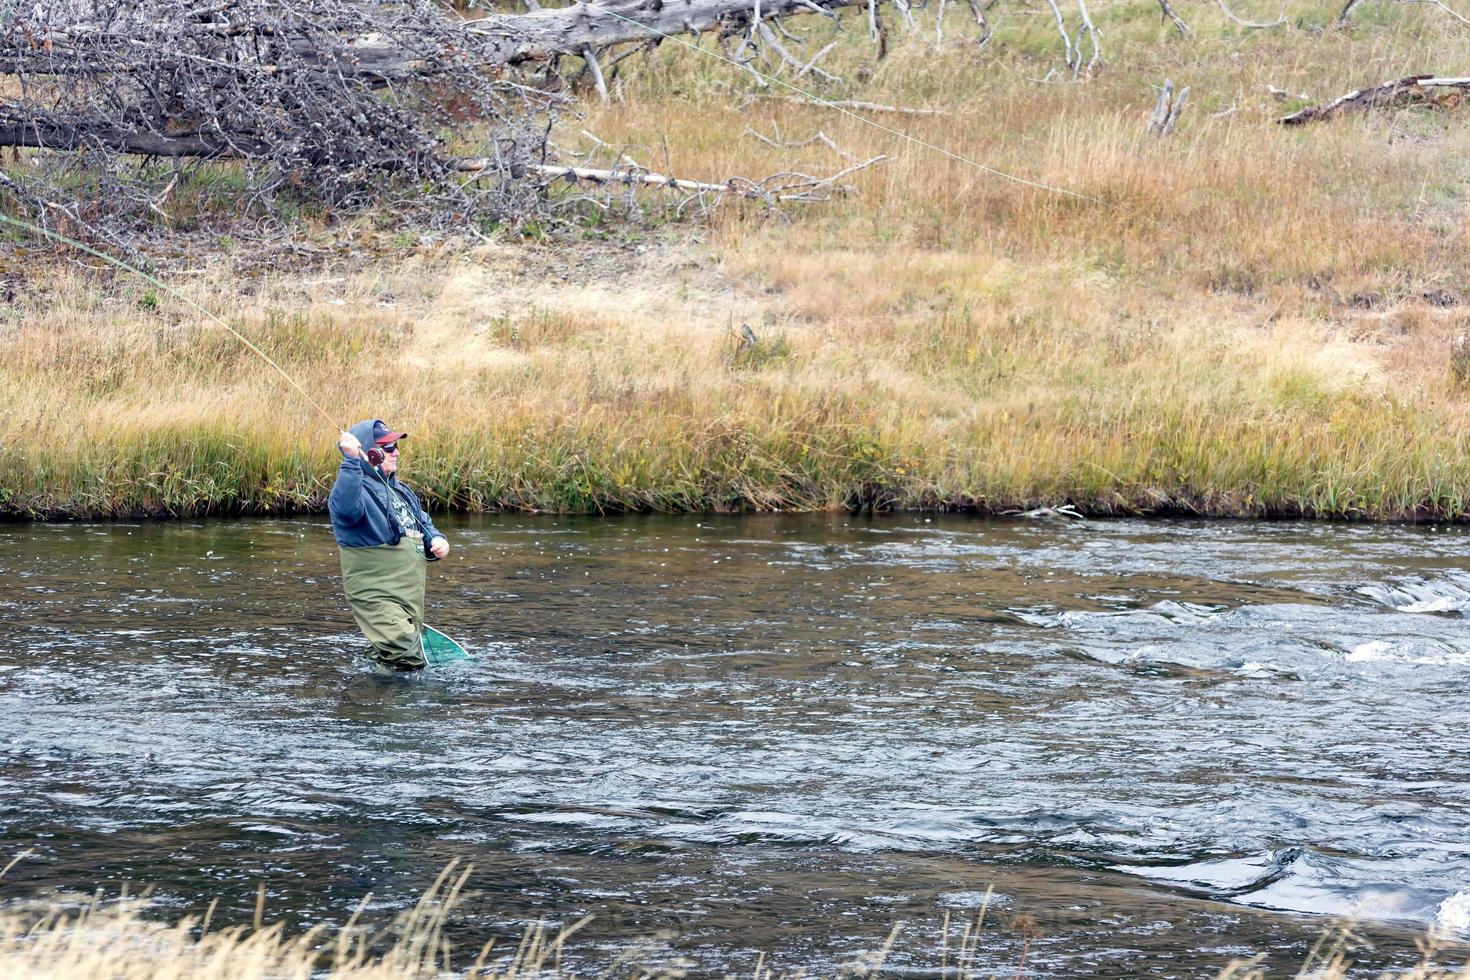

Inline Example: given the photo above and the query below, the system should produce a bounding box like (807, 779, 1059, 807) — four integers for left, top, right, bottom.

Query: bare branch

(744, 124, 859, 159)
(516, 154, 887, 203)
(1075, 0, 1103, 75)
(1157, 0, 1194, 36)
(757, 21, 843, 83)
(967, 0, 996, 44)
(581, 44, 611, 103)
(1041, 0, 1077, 72)
(1399, 0, 1470, 26)
(768, 96, 944, 114)
(1215, 0, 1288, 28)
(797, 40, 840, 77)
(1336, 0, 1365, 24)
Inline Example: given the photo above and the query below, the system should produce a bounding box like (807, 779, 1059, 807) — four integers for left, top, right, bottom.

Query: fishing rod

(0, 211, 441, 559)
(0, 213, 343, 432)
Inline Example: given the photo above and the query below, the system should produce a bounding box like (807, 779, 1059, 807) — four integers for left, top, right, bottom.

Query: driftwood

(1278, 74, 1470, 124)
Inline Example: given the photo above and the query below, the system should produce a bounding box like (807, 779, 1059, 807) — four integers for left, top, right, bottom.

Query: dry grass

(2, 879, 1468, 978)
(0, 863, 608, 980)
(5, 2, 1470, 517)
(1217, 920, 1470, 979)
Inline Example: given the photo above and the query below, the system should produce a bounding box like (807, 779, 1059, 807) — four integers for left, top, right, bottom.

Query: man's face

(379, 444, 400, 475)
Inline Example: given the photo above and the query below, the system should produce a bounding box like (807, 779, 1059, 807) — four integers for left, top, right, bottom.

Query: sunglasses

(376, 442, 399, 454)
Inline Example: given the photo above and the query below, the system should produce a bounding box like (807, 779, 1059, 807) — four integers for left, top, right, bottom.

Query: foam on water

(1437, 892, 1470, 935)
(1357, 576, 1470, 614)
(1346, 639, 1470, 667)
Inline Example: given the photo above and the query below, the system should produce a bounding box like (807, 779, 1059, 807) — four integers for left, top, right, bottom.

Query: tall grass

(5, 2, 1470, 518)
(0, 862, 603, 980)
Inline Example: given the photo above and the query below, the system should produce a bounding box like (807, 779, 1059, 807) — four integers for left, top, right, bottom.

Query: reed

(5, 2, 1470, 519)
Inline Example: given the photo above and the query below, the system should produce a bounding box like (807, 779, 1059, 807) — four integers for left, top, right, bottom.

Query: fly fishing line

(572, 0, 1100, 204)
(0, 213, 453, 565)
(0, 212, 342, 432)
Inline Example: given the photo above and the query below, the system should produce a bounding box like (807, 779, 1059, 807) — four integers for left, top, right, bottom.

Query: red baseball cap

(371, 420, 409, 444)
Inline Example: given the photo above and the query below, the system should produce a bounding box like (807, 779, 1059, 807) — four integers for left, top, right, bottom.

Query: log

(1277, 74, 1470, 125)
(415, 0, 864, 67)
(766, 95, 944, 114)
(0, 0, 870, 77)
(513, 154, 888, 201)
(0, 122, 268, 158)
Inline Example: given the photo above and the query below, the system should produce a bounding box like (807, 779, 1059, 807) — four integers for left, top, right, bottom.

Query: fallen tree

(1277, 74, 1470, 125)
(0, 0, 562, 240)
(0, 0, 903, 240)
(0, 0, 862, 79)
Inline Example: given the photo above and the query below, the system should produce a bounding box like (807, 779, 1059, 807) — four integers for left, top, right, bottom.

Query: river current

(3, 515, 1469, 976)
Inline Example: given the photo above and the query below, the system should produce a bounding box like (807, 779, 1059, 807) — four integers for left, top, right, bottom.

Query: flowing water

(4, 514, 1470, 976)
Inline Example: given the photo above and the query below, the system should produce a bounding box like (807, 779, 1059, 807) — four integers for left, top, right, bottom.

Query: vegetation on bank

(4, 2, 1470, 519)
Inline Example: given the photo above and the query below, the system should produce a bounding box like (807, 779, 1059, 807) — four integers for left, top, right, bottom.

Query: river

(4, 514, 1469, 976)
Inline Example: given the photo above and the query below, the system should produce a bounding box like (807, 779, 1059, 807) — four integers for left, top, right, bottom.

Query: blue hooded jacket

(328, 419, 444, 549)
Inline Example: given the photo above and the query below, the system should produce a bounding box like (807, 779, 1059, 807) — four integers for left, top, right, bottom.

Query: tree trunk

(3, 0, 868, 78)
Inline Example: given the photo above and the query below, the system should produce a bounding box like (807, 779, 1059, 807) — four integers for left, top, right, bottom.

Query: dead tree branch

(744, 123, 859, 159)
(1215, 0, 1288, 28)
(798, 40, 841, 78)
(1277, 74, 1470, 124)
(1076, 0, 1099, 74)
(1042, 0, 1078, 73)
(1399, 0, 1470, 26)
(757, 21, 843, 83)
(581, 44, 611, 103)
(967, 0, 997, 45)
(0, 0, 553, 238)
(1157, 0, 1194, 36)
(514, 154, 888, 204)
(767, 96, 944, 114)
(1147, 78, 1189, 135)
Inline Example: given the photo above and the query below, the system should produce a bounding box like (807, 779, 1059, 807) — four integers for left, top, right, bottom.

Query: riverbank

(5, 3, 1470, 520)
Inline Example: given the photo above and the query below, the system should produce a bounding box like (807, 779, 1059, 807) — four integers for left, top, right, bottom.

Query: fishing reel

(364, 446, 386, 466)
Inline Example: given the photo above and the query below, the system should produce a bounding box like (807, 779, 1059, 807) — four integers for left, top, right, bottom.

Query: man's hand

(339, 431, 362, 459)
(429, 536, 449, 559)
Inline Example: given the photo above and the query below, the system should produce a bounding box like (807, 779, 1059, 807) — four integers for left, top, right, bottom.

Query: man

(329, 419, 450, 672)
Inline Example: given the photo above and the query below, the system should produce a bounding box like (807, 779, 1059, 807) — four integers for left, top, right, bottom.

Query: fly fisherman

(329, 419, 450, 672)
